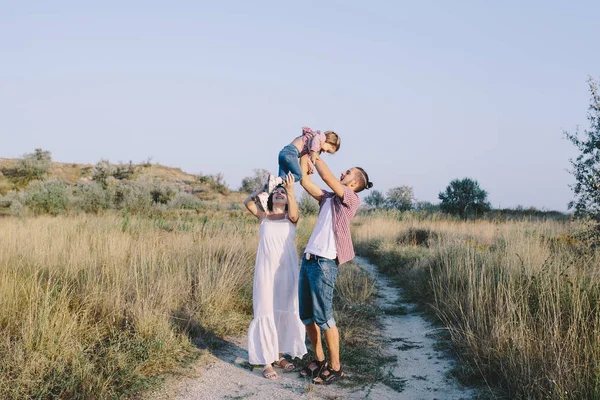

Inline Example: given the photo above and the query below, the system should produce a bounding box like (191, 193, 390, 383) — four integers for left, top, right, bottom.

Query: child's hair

(323, 131, 341, 152)
(267, 185, 288, 212)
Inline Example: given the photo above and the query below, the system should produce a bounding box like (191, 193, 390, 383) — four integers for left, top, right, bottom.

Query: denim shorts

(298, 254, 339, 330)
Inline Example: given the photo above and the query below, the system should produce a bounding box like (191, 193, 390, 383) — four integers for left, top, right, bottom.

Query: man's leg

(305, 322, 325, 362)
(323, 326, 340, 371)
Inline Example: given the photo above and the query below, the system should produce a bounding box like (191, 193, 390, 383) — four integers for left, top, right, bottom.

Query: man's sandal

(313, 365, 344, 384)
(300, 359, 327, 379)
(263, 365, 278, 380)
(274, 357, 296, 372)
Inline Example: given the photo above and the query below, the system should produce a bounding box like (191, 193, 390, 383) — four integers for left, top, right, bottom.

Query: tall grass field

(353, 214, 599, 399)
(0, 211, 378, 399)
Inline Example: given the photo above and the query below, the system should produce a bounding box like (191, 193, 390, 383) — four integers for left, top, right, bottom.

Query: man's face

(340, 168, 355, 185)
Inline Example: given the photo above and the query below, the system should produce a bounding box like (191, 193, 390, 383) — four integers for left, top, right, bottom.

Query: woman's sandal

(263, 365, 278, 380)
(300, 359, 327, 379)
(274, 357, 296, 372)
(313, 365, 344, 384)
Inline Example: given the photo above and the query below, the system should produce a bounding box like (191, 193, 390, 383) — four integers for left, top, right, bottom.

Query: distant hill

(0, 158, 241, 203)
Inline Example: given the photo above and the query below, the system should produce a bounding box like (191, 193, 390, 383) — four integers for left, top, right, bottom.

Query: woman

(243, 173, 307, 379)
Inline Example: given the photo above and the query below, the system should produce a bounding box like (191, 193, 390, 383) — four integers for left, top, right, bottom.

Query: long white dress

(247, 217, 307, 365)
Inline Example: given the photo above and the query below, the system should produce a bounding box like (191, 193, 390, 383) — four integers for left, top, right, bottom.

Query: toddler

(257, 127, 341, 211)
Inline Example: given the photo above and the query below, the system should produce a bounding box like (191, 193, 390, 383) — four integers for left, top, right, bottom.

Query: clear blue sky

(2, 1, 598, 211)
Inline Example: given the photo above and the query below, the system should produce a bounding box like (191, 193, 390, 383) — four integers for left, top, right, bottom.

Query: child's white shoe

(257, 192, 269, 212)
(267, 174, 277, 194)
(275, 177, 284, 186)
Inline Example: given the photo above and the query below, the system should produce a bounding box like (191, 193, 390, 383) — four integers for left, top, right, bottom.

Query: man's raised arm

(314, 157, 345, 199)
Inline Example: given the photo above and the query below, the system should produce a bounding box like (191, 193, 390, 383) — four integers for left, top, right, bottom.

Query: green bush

(112, 181, 153, 215)
(4, 148, 52, 184)
(113, 161, 136, 180)
(150, 180, 178, 205)
(196, 173, 229, 195)
(239, 169, 269, 193)
(24, 179, 72, 215)
(74, 182, 112, 214)
(92, 160, 115, 189)
(168, 192, 204, 211)
(299, 192, 319, 216)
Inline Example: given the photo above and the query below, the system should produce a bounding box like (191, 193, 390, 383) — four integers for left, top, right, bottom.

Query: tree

(240, 169, 270, 193)
(564, 77, 600, 222)
(386, 186, 414, 211)
(414, 200, 440, 213)
(438, 178, 490, 219)
(364, 190, 386, 209)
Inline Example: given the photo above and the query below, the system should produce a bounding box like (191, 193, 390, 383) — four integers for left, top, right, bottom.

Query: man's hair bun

(366, 182, 374, 189)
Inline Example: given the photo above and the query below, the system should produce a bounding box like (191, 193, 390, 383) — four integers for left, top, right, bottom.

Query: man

(298, 154, 372, 384)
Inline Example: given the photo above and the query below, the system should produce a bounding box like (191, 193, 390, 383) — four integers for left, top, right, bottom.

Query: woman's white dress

(247, 217, 307, 365)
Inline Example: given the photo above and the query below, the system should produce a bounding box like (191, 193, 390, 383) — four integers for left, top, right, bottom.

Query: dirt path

(146, 257, 474, 399)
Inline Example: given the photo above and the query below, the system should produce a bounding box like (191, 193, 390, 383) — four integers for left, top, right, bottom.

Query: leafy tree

(438, 178, 490, 219)
(386, 186, 414, 211)
(240, 169, 270, 193)
(364, 190, 386, 209)
(564, 77, 600, 222)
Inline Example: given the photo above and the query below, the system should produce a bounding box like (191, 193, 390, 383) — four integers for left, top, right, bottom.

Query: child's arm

(307, 157, 316, 175)
(283, 173, 299, 223)
(314, 157, 345, 199)
(309, 132, 325, 164)
(300, 155, 324, 202)
(243, 189, 265, 219)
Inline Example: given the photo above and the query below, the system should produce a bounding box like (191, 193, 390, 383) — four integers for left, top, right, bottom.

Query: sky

(1, 1, 598, 211)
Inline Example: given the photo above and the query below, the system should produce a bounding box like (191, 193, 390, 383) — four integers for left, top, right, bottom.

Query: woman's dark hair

(267, 185, 288, 212)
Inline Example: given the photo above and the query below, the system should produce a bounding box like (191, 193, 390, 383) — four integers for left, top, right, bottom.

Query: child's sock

(275, 177, 284, 186)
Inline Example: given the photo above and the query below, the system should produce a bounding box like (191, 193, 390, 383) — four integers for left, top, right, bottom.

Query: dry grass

(353, 215, 600, 398)
(0, 213, 258, 398)
(0, 210, 382, 398)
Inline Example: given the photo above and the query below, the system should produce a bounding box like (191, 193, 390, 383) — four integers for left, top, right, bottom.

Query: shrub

(0, 190, 24, 208)
(112, 181, 153, 215)
(24, 179, 72, 215)
(92, 159, 115, 189)
(113, 161, 136, 180)
(4, 148, 52, 183)
(299, 192, 319, 216)
(196, 173, 229, 195)
(239, 169, 270, 193)
(168, 192, 204, 211)
(150, 180, 178, 205)
(74, 182, 112, 214)
(9, 200, 24, 217)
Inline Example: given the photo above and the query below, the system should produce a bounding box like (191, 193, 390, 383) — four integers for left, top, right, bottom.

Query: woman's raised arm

(283, 173, 299, 223)
(244, 189, 265, 219)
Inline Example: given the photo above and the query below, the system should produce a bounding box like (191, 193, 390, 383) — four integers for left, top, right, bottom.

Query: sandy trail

(146, 257, 473, 399)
